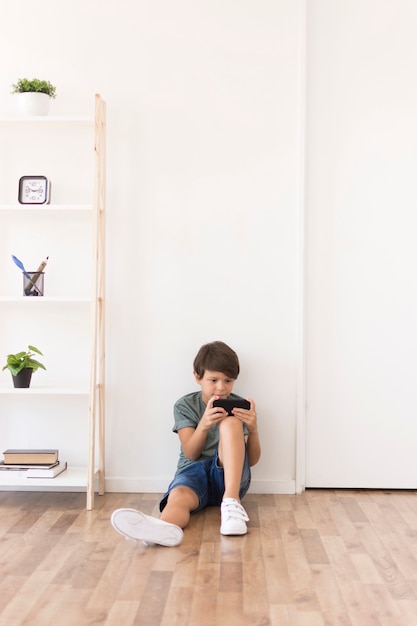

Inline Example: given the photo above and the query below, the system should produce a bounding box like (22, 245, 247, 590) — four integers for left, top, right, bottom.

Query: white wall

(3, 1, 416, 495)
(1, 1, 304, 493)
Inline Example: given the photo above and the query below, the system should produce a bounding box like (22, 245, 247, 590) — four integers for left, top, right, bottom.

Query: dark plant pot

(12, 368, 33, 388)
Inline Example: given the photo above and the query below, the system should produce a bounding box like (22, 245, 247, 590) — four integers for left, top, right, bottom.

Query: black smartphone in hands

(213, 398, 250, 416)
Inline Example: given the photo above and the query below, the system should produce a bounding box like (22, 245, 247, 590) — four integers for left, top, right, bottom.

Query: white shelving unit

(0, 95, 106, 509)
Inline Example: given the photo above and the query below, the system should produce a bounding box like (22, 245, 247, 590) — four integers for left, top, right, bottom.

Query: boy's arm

(178, 396, 229, 461)
(233, 398, 261, 466)
(246, 428, 261, 466)
(178, 426, 209, 461)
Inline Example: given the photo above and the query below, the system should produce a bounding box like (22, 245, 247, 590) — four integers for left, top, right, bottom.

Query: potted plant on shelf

(11, 78, 57, 116)
(2, 345, 46, 388)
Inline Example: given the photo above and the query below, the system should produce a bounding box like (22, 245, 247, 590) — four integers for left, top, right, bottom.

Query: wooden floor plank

(278, 510, 322, 611)
(160, 587, 193, 626)
(103, 600, 140, 626)
(133, 571, 172, 626)
(310, 563, 353, 626)
(356, 523, 416, 601)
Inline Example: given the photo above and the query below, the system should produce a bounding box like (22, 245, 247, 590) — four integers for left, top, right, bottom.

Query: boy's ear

(194, 371, 202, 384)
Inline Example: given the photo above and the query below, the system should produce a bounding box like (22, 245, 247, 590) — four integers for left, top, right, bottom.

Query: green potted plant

(11, 78, 57, 116)
(2, 345, 46, 388)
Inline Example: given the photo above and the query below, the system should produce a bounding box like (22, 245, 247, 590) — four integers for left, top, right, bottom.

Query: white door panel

(305, 0, 417, 488)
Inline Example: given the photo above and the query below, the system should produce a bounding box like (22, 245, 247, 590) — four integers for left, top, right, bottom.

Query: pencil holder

(23, 271, 45, 296)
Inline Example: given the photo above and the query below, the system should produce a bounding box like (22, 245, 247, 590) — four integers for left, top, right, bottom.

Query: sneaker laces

(221, 498, 249, 522)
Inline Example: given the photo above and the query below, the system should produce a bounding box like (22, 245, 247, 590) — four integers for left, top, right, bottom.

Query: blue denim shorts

(159, 447, 251, 513)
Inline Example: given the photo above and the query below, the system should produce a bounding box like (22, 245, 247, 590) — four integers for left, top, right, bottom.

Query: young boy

(111, 341, 261, 546)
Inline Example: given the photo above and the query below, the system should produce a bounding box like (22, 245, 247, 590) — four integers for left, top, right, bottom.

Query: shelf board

(0, 116, 93, 124)
(0, 204, 92, 212)
(0, 466, 97, 490)
(0, 386, 89, 395)
(0, 296, 91, 302)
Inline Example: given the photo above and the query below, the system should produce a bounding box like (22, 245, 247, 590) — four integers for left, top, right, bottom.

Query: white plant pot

(16, 92, 51, 116)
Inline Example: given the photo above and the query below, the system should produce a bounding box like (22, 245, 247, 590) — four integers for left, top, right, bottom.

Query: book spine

(26, 462, 67, 478)
(4, 456, 58, 464)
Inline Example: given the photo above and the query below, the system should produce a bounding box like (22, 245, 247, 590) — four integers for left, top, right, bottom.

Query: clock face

(18, 176, 50, 204)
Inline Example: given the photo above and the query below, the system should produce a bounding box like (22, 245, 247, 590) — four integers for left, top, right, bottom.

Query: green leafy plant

(11, 78, 57, 99)
(2, 345, 46, 376)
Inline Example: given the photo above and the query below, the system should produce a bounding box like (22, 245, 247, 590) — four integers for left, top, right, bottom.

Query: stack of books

(0, 449, 67, 478)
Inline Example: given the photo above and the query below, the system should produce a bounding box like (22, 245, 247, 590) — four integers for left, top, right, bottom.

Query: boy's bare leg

(218, 415, 246, 501)
(160, 485, 199, 529)
(111, 486, 196, 546)
(217, 416, 249, 535)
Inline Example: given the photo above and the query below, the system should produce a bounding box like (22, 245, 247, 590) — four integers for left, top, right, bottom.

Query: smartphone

(213, 398, 250, 416)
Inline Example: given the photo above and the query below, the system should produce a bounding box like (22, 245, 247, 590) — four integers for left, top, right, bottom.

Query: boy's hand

(200, 396, 258, 434)
(231, 398, 257, 433)
(199, 395, 229, 431)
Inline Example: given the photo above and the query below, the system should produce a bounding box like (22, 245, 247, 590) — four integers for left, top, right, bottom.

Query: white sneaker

(111, 508, 183, 547)
(220, 498, 249, 536)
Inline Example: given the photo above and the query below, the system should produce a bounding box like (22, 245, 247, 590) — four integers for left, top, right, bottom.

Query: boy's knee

(219, 415, 242, 433)
(168, 485, 199, 509)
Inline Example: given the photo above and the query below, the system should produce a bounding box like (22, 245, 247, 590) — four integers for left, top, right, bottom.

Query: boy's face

(194, 370, 235, 405)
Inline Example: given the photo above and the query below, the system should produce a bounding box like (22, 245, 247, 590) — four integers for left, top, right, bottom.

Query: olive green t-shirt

(173, 391, 248, 473)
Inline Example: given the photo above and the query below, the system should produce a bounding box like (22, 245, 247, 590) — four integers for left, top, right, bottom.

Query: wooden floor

(1, 490, 417, 626)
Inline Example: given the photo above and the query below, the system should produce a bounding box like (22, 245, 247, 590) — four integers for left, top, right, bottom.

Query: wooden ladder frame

(87, 94, 106, 510)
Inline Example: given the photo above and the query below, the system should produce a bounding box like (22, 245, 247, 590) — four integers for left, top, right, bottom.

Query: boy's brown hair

(193, 341, 240, 379)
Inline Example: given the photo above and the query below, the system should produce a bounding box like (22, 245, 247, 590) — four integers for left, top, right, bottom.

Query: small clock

(18, 176, 50, 205)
